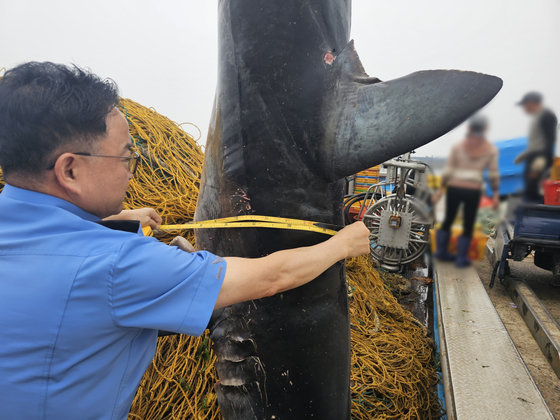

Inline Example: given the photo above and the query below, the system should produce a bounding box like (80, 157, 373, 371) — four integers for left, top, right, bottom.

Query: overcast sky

(2, 0, 559, 157)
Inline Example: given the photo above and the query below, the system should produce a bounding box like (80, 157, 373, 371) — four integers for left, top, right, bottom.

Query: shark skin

(194, 1, 502, 419)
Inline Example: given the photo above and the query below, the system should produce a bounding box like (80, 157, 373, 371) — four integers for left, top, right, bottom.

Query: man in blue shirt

(0, 62, 370, 419)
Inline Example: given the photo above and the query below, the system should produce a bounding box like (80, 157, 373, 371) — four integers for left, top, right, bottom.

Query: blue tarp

(485, 136, 527, 196)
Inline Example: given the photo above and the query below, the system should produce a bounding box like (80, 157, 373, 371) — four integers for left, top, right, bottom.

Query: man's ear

(53, 153, 82, 194)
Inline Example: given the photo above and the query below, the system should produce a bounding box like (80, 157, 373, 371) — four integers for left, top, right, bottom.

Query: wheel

(362, 193, 431, 267)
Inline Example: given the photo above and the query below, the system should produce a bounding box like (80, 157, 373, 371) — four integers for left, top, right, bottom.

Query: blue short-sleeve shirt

(0, 185, 226, 420)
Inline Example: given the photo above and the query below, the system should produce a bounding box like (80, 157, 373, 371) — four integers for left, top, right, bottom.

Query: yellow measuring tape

(142, 215, 340, 237)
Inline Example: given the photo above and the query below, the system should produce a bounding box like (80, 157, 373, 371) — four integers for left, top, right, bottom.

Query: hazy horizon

(2, 0, 558, 157)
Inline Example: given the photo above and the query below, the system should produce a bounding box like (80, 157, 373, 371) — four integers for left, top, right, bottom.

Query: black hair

(468, 114, 488, 136)
(0, 62, 120, 178)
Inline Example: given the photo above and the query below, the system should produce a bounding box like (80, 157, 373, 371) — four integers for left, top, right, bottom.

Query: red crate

(347, 206, 367, 223)
(543, 180, 560, 206)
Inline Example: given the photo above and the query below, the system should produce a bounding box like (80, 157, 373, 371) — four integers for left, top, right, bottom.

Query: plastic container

(550, 157, 560, 181)
(479, 196, 494, 208)
(353, 165, 381, 193)
(543, 180, 560, 206)
(484, 136, 527, 196)
(347, 206, 367, 222)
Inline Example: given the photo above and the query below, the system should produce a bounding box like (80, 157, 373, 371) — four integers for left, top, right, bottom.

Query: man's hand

(331, 221, 371, 258)
(103, 208, 162, 229)
(513, 152, 527, 165)
(530, 156, 547, 174)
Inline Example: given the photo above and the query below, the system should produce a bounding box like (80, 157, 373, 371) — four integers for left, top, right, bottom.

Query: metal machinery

(359, 154, 433, 271)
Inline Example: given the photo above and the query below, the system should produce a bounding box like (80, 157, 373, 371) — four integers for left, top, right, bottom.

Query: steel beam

(505, 276, 560, 379)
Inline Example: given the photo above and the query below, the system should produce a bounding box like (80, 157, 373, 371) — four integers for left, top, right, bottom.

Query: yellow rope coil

(119, 97, 204, 245)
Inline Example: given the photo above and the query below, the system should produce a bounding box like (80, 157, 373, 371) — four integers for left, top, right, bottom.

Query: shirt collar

(1, 184, 101, 222)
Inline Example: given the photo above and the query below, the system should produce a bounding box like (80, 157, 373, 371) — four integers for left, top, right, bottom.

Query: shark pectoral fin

(321, 40, 503, 180)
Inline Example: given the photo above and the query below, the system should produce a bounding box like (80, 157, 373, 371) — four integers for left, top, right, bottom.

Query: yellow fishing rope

(119, 97, 204, 246)
(347, 256, 442, 419)
(0, 81, 442, 419)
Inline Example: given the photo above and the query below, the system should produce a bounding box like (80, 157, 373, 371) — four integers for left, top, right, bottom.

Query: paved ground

(477, 257, 560, 419)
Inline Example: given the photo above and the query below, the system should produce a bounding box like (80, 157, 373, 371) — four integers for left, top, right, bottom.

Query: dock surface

(435, 261, 554, 419)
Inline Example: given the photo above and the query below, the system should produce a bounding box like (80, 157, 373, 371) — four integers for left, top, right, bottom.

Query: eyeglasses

(46, 151, 140, 175)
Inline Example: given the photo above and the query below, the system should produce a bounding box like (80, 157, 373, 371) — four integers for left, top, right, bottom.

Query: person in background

(433, 115, 499, 267)
(514, 91, 558, 202)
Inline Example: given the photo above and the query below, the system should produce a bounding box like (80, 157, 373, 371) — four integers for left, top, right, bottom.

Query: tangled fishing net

(0, 91, 443, 419)
(347, 256, 442, 419)
(119, 98, 204, 245)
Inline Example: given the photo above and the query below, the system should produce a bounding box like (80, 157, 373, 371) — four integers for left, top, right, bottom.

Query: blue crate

(485, 137, 527, 196)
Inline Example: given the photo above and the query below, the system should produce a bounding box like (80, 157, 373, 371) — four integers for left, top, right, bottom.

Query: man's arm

(488, 147, 500, 209)
(541, 110, 558, 157)
(214, 221, 371, 309)
(513, 150, 528, 165)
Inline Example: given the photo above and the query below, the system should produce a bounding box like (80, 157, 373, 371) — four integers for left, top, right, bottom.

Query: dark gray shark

(195, 1, 502, 418)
